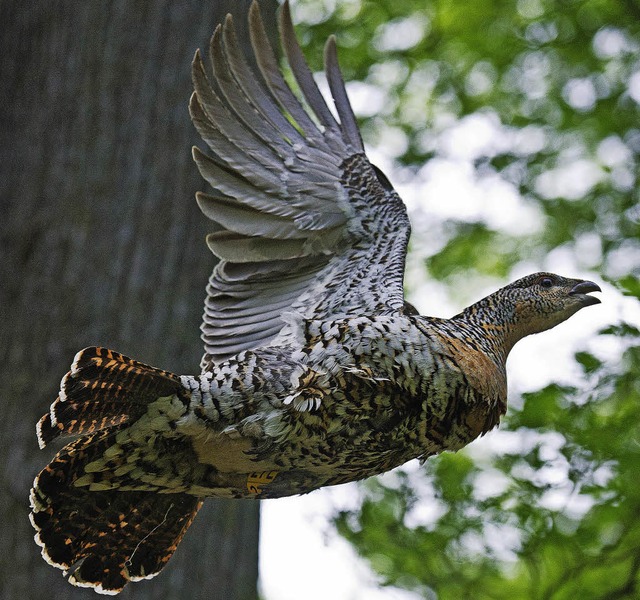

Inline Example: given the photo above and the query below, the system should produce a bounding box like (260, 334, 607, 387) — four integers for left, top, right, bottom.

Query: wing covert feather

(194, 1, 411, 369)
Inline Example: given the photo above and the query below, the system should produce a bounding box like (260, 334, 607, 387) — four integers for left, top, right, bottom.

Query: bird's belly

(186, 433, 410, 498)
(182, 366, 504, 499)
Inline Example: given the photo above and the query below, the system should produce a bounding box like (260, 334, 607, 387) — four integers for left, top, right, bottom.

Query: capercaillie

(30, 0, 601, 593)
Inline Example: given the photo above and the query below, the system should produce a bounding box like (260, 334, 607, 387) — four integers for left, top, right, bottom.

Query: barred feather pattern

(31, 439, 201, 594)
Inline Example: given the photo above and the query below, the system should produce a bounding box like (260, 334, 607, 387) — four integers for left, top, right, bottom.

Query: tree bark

(0, 1, 277, 598)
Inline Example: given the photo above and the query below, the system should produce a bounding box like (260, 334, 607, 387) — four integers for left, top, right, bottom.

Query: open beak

(569, 280, 602, 306)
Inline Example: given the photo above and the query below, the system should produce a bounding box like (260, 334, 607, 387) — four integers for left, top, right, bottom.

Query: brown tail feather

(31, 478, 202, 593)
(31, 347, 202, 593)
(37, 347, 185, 448)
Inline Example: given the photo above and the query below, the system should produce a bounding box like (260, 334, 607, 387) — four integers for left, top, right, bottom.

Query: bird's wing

(193, 1, 411, 368)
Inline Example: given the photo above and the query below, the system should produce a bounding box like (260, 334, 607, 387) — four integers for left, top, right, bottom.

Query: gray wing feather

(194, 0, 410, 369)
(324, 36, 364, 153)
(247, 3, 328, 145)
(218, 14, 307, 145)
(278, 2, 341, 135)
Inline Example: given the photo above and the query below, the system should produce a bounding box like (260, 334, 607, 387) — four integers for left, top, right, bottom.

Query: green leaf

(574, 351, 603, 374)
(615, 275, 640, 299)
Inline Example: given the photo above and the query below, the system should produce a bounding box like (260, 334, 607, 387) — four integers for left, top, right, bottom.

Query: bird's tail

(30, 347, 203, 594)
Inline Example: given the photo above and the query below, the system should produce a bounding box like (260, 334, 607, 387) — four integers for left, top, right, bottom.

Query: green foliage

(292, 0, 640, 597)
(425, 222, 527, 280)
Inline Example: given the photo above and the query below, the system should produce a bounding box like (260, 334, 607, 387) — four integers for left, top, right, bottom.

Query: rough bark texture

(0, 1, 278, 598)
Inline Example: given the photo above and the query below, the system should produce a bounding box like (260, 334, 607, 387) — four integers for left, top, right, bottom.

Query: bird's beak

(569, 280, 602, 306)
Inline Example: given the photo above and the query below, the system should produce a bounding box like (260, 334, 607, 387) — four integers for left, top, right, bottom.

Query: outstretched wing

(192, 1, 411, 368)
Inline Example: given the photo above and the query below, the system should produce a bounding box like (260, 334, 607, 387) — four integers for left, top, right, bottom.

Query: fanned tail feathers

(37, 347, 184, 449)
(30, 478, 202, 594)
(30, 347, 202, 593)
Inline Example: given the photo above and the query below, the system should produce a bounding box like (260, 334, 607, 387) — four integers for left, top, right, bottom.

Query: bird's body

(30, 1, 601, 594)
(47, 312, 505, 502)
(186, 311, 506, 495)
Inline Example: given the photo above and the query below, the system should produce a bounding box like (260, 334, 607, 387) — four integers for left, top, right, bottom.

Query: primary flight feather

(30, 1, 601, 594)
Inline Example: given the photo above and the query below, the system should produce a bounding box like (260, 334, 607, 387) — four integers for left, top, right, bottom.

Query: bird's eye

(539, 277, 553, 288)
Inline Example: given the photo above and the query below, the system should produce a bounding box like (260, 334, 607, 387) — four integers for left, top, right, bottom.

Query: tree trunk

(0, 1, 277, 598)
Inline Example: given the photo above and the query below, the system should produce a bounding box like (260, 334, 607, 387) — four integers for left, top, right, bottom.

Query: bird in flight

(30, 0, 601, 594)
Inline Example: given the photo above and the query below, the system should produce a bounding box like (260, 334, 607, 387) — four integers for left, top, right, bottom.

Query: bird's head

(506, 271, 601, 330)
(459, 272, 601, 354)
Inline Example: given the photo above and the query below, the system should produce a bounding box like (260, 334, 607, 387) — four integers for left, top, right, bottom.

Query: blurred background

(2, 0, 639, 598)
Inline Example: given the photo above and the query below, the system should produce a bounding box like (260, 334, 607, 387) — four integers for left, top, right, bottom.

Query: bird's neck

(451, 295, 528, 365)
